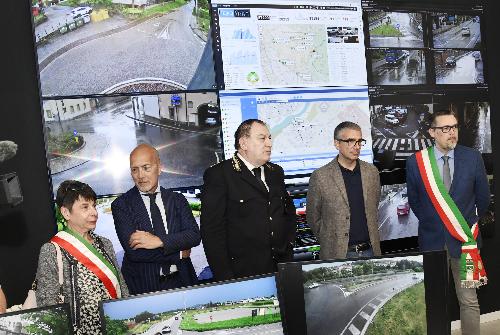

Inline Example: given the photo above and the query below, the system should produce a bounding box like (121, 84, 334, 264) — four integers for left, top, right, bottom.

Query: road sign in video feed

(43, 91, 221, 196)
(434, 50, 484, 85)
(211, 0, 367, 89)
(369, 49, 426, 85)
(220, 87, 373, 181)
(35, 1, 215, 96)
(367, 11, 424, 48)
(101, 275, 283, 335)
(432, 14, 481, 49)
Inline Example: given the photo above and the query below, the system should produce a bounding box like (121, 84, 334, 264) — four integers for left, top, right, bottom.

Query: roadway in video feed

(435, 50, 484, 84)
(368, 12, 423, 48)
(370, 49, 426, 85)
(303, 257, 426, 335)
(35, 1, 214, 96)
(371, 104, 433, 161)
(378, 184, 418, 241)
(45, 95, 221, 196)
(433, 15, 481, 49)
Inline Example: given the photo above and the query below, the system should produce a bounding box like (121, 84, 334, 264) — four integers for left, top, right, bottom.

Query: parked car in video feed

(70, 6, 92, 19)
(445, 56, 457, 67)
(397, 202, 410, 216)
(385, 113, 399, 126)
(461, 27, 471, 36)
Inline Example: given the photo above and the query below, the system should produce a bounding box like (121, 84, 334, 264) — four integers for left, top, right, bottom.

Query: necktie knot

(147, 193, 157, 201)
(443, 155, 449, 163)
(252, 167, 261, 178)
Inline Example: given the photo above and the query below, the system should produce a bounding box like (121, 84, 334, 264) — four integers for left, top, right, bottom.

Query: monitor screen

(210, 0, 367, 89)
(34, 1, 215, 97)
(43, 90, 222, 196)
(101, 274, 284, 335)
(367, 48, 427, 86)
(367, 11, 424, 48)
(434, 50, 484, 85)
(219, 86, 373, 183)
(277, 251, 448, 335)
(431, 14, 481, 49)
(0, 304, 73, 335)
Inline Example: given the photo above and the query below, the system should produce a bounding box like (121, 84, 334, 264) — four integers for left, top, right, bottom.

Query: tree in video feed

(35, 0, 215, 96)
(368, 11, 424, 48)
(23, 308, 70, 335)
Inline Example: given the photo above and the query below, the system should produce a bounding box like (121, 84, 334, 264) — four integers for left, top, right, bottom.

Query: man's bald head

(129, 144, 161, 193)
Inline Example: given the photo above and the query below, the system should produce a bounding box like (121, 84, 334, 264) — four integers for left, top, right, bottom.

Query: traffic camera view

(303, 256, 426, 335)
(102, 276, 283, 335)
(432, 14, 481, 49)
(434, 50, 484, 84)
(367, 11, 424, 48)
(34, 1, 215, 96)
(369, 49, 426, 85)
(43, 91, 221, 196)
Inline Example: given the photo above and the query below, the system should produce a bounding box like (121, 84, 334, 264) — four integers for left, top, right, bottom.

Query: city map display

(220, 87, 373, 179)
(212, 0, 367, 89)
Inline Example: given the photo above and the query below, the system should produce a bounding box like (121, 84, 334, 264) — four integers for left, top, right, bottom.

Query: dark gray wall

(0, 0, 56, 305)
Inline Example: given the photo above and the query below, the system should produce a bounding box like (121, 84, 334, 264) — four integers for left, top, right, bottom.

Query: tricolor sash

(51, 229, 122, 298)
(415, 146, 487, 288)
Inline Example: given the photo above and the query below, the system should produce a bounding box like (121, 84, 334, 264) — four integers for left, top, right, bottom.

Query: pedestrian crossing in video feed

(373, 137, 433, 159)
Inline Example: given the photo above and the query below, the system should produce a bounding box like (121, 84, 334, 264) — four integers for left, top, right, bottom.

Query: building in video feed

(367, 11, 424, 48)
(211, 0, 367, 89)
(369, 49, 426, 85)
(434, 49, 484, 84)
(43, 91, 221, 196)
(219, 86, 373, 181)
(302, 255, 426, 335)
(102, 275, 283, 335)
(432, 14, 481, 49)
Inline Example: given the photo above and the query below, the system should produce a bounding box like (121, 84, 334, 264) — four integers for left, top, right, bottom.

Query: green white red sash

(415, 146, 487, 288)
(51, 229, 122, 298)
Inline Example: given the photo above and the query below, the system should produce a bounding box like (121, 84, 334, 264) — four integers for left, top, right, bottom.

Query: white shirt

(237, 153, 269, 191)
(140, 185, 168, 234)
(140, 185, 181, 271)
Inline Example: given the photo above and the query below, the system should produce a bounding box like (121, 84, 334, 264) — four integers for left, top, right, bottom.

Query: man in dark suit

(406, 110, 490, 335)
(201, 119, 296, 281)
(112, 144, 201, 295)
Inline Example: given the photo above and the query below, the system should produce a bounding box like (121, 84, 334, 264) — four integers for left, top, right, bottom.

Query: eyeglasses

(336, 138, 367, 147)
(432, 124, 458, 133)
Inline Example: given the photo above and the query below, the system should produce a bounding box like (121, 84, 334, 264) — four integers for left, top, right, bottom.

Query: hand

(129, 231, 164, 250)
(181, 249, 191, 259)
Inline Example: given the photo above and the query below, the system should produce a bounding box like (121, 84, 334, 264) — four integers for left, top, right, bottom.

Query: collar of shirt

(433, 145, 455, 161)
(338, 159, 360, 174)
(237, 152, 269, 190)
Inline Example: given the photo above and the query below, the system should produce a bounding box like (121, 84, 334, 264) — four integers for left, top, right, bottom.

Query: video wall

(33, 0, 492, 260)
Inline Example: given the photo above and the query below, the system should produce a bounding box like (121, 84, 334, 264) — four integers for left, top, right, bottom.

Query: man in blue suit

(112, 144, 201, 295)
(406, 110, 490, 335)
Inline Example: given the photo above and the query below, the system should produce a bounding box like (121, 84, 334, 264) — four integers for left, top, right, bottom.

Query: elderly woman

(36, 180, 128, 334)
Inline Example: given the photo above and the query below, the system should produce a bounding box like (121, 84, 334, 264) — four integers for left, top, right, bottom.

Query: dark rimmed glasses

(431, 124, 459, 133)
(336, 138, 367, 147)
